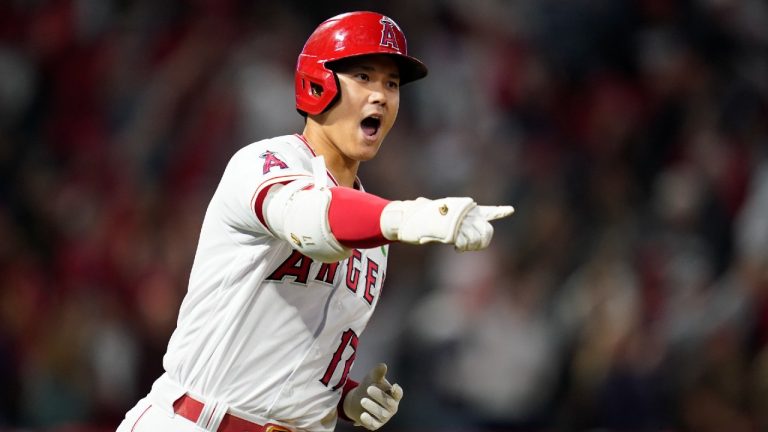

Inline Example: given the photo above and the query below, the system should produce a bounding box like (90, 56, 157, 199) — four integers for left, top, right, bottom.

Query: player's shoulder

(221, 134, 317, 181)
(233, 134, 313, 163)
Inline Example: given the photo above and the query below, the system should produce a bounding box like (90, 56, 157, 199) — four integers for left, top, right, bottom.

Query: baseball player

(117, 11, 513, 432)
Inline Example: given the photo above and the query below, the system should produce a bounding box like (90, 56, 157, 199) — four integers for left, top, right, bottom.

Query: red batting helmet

(295, 11, 428, 116)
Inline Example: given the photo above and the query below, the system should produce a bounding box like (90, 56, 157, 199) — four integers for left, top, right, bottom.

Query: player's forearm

(327, 187, 391, 249)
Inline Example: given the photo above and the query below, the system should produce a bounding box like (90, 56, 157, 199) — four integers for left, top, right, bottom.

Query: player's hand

(343, 363, 403, 430)
(380, 197, 513, 251)
(454, 204, 514, 251)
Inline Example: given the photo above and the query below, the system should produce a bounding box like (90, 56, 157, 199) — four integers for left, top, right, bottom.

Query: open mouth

(361, 116, 381, 137)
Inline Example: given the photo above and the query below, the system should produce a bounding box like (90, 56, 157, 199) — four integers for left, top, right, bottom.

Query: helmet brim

(326, 53, 428, 86)
(393, 55, 429, 85)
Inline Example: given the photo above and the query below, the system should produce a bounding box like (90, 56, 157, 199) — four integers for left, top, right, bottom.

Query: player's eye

(355, 73, 370, 81)
(387, 80, 400, 90)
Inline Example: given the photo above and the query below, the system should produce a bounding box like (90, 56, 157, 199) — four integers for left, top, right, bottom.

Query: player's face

(320, 55, 401, 162)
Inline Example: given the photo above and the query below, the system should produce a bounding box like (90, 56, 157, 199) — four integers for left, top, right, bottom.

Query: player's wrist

(338, 378, 360, 422)
(379, 200, 410, 241)
(342, 386, 361, 422)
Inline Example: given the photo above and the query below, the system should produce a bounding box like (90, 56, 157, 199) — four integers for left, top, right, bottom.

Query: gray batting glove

(343, 363, 403, 430)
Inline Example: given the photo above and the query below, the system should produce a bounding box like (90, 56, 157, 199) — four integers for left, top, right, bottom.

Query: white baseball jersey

(160, 134, 388, 431)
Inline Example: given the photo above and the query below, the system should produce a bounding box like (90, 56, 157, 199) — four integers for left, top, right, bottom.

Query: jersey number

(320, 329, 358, 390)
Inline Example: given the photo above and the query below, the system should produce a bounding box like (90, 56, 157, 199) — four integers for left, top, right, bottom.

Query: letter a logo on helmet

(379, 18, 400, 50)
(295, 11, 428, 116)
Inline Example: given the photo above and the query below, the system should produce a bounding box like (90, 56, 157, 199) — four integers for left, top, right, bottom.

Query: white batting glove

(380, 197, 514, 251)
(454, 204, 515, 251)
(343, 363, 403, 430)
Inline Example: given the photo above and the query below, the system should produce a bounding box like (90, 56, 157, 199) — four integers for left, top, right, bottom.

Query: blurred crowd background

(1, 0, 768, 431)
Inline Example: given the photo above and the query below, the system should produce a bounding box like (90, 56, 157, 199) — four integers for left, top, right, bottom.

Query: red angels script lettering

(315, 262, 340, 284)
(266, 250, 313, 284)
(345, 249, 362, 293)
(363, 258, 379, 304)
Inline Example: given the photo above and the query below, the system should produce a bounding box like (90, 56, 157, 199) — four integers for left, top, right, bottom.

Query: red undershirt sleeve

(337, 378, 359, 421)
(328, 187, 391, 249)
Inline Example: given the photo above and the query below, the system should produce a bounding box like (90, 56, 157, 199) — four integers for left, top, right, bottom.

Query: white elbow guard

(265, 178, 352, 263)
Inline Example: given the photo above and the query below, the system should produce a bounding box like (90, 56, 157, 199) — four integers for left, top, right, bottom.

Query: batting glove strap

(380, 197, 477, 245)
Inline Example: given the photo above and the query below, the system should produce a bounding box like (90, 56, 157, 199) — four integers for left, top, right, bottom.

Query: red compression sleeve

(337, 378, 359, 421)
(328, 187, 391, 249)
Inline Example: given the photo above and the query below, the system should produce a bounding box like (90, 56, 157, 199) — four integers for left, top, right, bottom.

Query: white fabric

(125, 135, 388, 432)
(196, 397, 229, 431)
(117, 373, 295, 431)
(117, 398, 199, 432)
(312, 155, 329, 188)
(116, 374, 196, 431)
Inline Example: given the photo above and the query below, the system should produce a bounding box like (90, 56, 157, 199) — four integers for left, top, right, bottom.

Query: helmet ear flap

(295, 61, 342, 116)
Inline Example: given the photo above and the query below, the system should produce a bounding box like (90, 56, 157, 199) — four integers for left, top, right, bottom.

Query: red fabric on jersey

(337, 378, 359, 421)
(328, 187, 390, 248)
(254, 183, 278, 231)
(252, 175, 307, 232)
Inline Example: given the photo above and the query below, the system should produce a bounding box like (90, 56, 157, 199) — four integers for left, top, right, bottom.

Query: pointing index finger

(477, 205, 515, 221)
